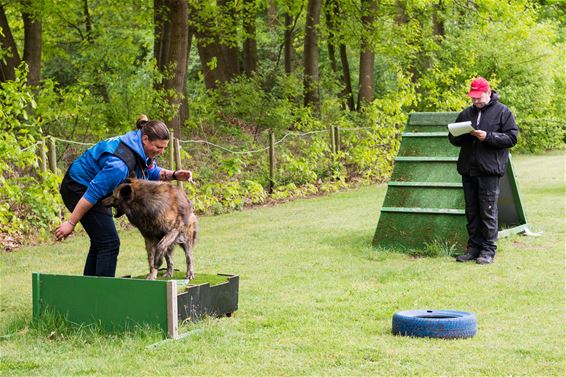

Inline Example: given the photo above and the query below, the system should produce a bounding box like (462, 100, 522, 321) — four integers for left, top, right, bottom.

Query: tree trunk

(357, 0, 377, 109)
(267, 0, 278, 29)
(83, 0, 93, 43)
(432, 0, 445, 41)
(0, 4, 21, 82)
(339, 45, 355, 111)
(324, 0, 338, 73)
(325, 0, 354, 110)
(154, 0, 171, 76)
(217, 0, 240, 81)
(160, 0, 189, 138)
(242, 0, 257, 76)
(303, 0, 322, 112)
(22, 8, 42, 86)
(284, 12, 294, 74)
(395, 0, 418, 83)
(191, 2, 226, 89)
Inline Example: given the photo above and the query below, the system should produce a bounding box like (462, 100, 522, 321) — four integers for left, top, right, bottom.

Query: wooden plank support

(381, 207, 465, 215)
(402, 132, 448, 137)
(387, 181, 463, 188)
(395, 157, 458, 162)
(166, 280, 178, 339)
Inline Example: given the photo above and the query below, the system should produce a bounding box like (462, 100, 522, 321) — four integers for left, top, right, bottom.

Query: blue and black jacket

(68, 130, 162, 205)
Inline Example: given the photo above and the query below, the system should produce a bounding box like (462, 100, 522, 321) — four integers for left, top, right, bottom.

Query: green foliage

(0, 67, 62, 240)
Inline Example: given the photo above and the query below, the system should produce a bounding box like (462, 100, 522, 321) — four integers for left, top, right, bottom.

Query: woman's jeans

(60, 172, 120, 277)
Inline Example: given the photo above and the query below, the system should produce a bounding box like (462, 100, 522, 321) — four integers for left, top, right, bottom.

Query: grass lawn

(1, 152, 564, 375)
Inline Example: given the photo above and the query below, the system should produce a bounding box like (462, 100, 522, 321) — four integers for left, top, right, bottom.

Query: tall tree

(154, 0, 190, 138)
(22, 2, 42, 86)
(242, 0, 257, 76)
(432, 0, 445, 41)
(217, 0, 240, 81)
(191, 2, 227, 89)
(0, 2, 42, 85)
(303, 0, 322, 111)
(283, 10, 294, 74)
(324, 0, 354, 110)
(0, 4, 21, 82)
(357, 0, 377, 109)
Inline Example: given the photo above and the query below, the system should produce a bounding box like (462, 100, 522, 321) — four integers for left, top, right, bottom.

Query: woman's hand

(55, 221, 75, 241)
(174, 170, 193, 183)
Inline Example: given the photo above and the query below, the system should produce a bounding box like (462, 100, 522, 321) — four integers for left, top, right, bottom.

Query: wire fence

(38, 125, 381, 193)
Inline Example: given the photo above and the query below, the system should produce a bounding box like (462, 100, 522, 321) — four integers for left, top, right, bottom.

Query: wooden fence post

(334, 126, 341, 153)
(169, 129, 175, 170)
(269, 130, 275, 194)
(47, 137, 57, 173)
(174, 138, 183, 189)
(330, 126, 336, 154)
(39, 139, 48, 175)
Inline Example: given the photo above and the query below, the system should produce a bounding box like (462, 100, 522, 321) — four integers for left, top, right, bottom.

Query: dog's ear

(118, 184, 134, 202)
(125, 176, 135, 184)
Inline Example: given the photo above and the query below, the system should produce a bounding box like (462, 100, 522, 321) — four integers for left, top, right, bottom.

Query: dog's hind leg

(154, 230, 179, 279)
(181, 213, 198, 280)
(180, 239, 195, 280)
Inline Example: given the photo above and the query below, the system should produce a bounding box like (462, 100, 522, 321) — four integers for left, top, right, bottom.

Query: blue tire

(392, 310, 477, 339)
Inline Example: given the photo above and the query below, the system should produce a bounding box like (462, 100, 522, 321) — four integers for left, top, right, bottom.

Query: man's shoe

(476, 255, 494, 264)
(455, 248, 480, 262)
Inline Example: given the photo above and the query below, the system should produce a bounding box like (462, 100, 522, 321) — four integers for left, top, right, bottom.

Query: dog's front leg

(145, 239, 159, 280)
(164, 246, 175, 278)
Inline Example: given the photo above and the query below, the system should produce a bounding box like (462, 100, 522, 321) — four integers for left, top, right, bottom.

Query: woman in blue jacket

(55, 115, 193, 277)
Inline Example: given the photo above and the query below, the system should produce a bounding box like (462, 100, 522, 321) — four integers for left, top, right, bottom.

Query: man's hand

(471, 129, 487, 141)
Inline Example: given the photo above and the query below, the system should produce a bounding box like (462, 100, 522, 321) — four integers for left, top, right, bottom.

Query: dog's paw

(146, 270, 158, 280)
(164, 271, 173, 278)
(186, 271, 195, 280)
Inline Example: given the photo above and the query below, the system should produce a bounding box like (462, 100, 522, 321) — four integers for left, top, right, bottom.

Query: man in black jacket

(449, 77, 519, 264)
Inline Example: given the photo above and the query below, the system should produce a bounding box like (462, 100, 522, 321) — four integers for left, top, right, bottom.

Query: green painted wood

(381, 207, 465, 215)
(402, 132, 448, 137)
(391, 161, 462, 183)
(404, 124, 448, 133)
(395, 157, 458, 162)
(374, 111, 530, 252)
(373, 212, 467, 250)
(388, 181, 463, 188)
(382, 186, 466, 209)
(33, 274, 169, 333)
(32, 273, 40, 320)
(408, 112, 459, 125)
(397, 137, 459, 158)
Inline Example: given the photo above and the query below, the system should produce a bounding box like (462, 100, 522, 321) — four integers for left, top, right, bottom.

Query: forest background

(1, 0, 564, 248)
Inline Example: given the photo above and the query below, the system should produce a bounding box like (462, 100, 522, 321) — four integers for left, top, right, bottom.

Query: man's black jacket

(448, 91, 519, 177)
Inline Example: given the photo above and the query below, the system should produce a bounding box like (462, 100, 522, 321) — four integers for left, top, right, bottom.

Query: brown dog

(102, 179, 198, 280)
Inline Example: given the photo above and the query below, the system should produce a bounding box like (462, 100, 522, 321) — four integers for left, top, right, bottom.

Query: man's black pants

(462, 175, 500, 256)
(60, 172, 120, 277)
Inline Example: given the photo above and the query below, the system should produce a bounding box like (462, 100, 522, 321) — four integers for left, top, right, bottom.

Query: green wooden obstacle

(373, 112, 531, 251)
(32, 272, 239, 338)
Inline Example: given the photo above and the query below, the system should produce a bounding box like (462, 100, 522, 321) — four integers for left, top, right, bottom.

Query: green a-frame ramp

(373, 112, 532, 251)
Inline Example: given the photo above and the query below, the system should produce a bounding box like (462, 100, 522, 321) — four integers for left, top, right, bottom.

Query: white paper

(448, 121, 474, 137)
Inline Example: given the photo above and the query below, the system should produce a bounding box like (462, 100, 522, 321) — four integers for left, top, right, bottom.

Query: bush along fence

(2, 123, 401, 245)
